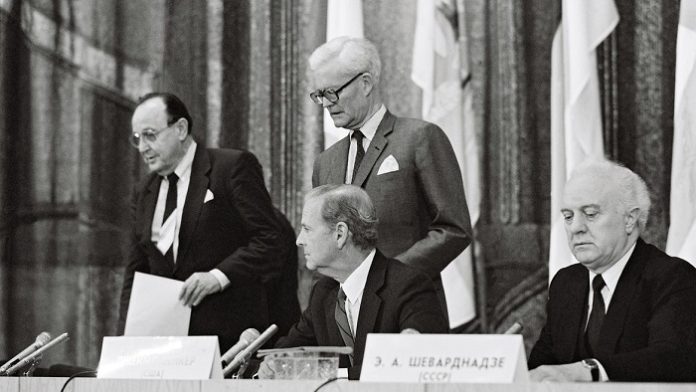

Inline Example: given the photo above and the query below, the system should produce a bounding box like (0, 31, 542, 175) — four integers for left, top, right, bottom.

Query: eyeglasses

(309, 73, 364, 105)
(129, 123, 174, 148)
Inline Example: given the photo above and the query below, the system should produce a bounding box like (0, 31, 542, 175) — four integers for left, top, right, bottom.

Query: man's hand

(530, 362, 592, 382)
(179, 272, 222, 307)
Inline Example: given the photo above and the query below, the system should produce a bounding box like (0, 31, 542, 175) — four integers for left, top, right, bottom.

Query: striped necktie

(334, 288, 355, 365)
(162, 173, 178, 263)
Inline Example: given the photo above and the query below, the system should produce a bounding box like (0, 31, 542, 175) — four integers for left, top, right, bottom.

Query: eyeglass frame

(129, 119, 181, 148)
(309, 72, 365, 105)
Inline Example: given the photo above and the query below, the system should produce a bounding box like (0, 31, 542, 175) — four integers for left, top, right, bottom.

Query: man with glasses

(309, 37, 472, 322)
(118, 92, 294, 352)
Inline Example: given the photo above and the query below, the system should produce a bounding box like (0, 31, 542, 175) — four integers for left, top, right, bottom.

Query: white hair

(308, 36, 381, 85)
(570, 158, 651, 232)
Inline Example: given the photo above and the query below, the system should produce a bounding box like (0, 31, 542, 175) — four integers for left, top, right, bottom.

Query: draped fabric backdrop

(0, 0, 680, 367)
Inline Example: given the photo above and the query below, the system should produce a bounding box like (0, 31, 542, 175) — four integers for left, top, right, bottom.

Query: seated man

(260, 184, 447, 379)
(529, 159, 696, 382)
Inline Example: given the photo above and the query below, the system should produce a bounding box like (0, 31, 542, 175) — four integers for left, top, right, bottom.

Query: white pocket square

(377, 155, 399, 175)
(204, 189, 215, 203)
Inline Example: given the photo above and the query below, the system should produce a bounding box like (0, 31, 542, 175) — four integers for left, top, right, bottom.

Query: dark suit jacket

(274, 250, 448, 379)
(312, 111, 472, 281)
(528, 239, 696, 381)
(267, 208, 301, 342)
(118, 145, 288, 352)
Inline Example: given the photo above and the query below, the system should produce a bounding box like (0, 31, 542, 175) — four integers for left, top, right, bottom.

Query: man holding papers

(529, 159, 696, 382)
(259, 184, 447, 379)
(118, 92, 290, 352)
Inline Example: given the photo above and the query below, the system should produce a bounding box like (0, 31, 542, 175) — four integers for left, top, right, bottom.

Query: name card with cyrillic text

(360, 334, 528, 383)
(97, 336, 223, 380)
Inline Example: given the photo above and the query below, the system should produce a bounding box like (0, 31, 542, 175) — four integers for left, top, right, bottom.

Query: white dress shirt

(586, 242, 636, 381)
(340, 249, 377, 335)
(345, 105, 386, 184)
(586, 242, 636, 320)
(150, 141, 229, 289)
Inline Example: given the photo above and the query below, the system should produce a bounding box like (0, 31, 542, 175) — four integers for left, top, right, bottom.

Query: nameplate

(97, 336, 223, 380)
(360, 334, 528, 383)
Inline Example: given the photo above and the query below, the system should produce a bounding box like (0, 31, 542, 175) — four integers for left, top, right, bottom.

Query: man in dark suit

(308, 37, 472, 314)
(259, 184, 447, 380)
(267, 208, 301, 341)
(529, 159, 696, 382)
(118, 92, 296, 352)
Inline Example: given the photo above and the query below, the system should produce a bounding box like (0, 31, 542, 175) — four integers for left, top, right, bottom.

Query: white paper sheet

(124, 272, 191, 336)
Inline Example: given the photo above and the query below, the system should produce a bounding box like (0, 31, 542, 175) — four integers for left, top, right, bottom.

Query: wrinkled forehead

(311, 61, 353, 90)
(562, 174, 615, 210)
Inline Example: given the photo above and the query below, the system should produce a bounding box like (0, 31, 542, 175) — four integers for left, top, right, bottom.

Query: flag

(323, 0, 364, 149)
(666, 0, 696, 266)
(412, 0, 479, 328)
(548, 0, 618, 281)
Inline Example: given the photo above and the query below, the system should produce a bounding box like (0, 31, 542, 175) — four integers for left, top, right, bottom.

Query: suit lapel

(597, 239, 647, 354)
(323, 283, 344, 345)
(353, 251, 386, 363)
(138, 174, 174, 272)
(176, 145, 210, 269)
(328, 137, 350, 184)
(557, 267, 590, 362)
(139, 175, 160, 244)
(352, 112, 394, 186)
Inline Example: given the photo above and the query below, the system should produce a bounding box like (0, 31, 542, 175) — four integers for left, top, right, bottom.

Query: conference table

(1, 378, 695, 392)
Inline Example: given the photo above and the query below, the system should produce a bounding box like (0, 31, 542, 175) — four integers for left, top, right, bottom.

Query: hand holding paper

(124, 272, 191, 336)
(180, 272, 222, 307)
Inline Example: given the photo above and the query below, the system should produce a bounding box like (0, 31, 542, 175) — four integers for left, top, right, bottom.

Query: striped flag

(548, 0, 618, 280)
(666, 0, 696, 266)
(323, 0, 364, 149)
(412, 0, 478, 328)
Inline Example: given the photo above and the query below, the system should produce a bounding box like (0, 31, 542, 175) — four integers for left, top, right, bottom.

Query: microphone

(400, 328, 420, 334)
(221, 328, 260, 366)
(4, 333, 69, 376)
(223, 324, 278, 377)
(504, 322, 523, 335)
(0, 332, 51, 375)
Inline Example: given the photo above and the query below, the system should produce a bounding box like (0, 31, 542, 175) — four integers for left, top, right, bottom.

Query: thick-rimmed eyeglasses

(309, 73, 364, 105)
(129, 124, 174, 148)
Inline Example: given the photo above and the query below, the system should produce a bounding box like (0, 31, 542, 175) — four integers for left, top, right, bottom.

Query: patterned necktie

(585, 274, 606, 355)
(351, 130, 365, 182)
(163, 173, 178, 263)
(334, 288, 355, 365)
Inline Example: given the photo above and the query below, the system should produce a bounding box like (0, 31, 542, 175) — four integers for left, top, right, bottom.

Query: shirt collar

(341, 248, 376, 304)
(589, 242, 636, 294)
(172, 140, 197, 180)
(351, 105, 386, 141)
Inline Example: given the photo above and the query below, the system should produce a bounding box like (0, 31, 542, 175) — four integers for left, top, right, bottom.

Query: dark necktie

(163, 173, 178, 262)
(334, 288, 355, 365)
(351, 130, 365, 181)
(585, 274, 606, 355)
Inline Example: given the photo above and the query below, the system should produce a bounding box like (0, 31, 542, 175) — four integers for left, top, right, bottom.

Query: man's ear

(335, 222, 349, 249)
(175, 118, 189, 140)
(625, 207, 640, 234)
(361, 73, 375, 96)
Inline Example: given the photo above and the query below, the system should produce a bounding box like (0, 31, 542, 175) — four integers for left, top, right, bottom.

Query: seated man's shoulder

(549, 263, 587, 286)
(641, 241, 696, 284)
(309, 276, 339, 297)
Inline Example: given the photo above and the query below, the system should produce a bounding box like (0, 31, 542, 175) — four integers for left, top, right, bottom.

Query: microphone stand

(5, 333, 69, 376)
